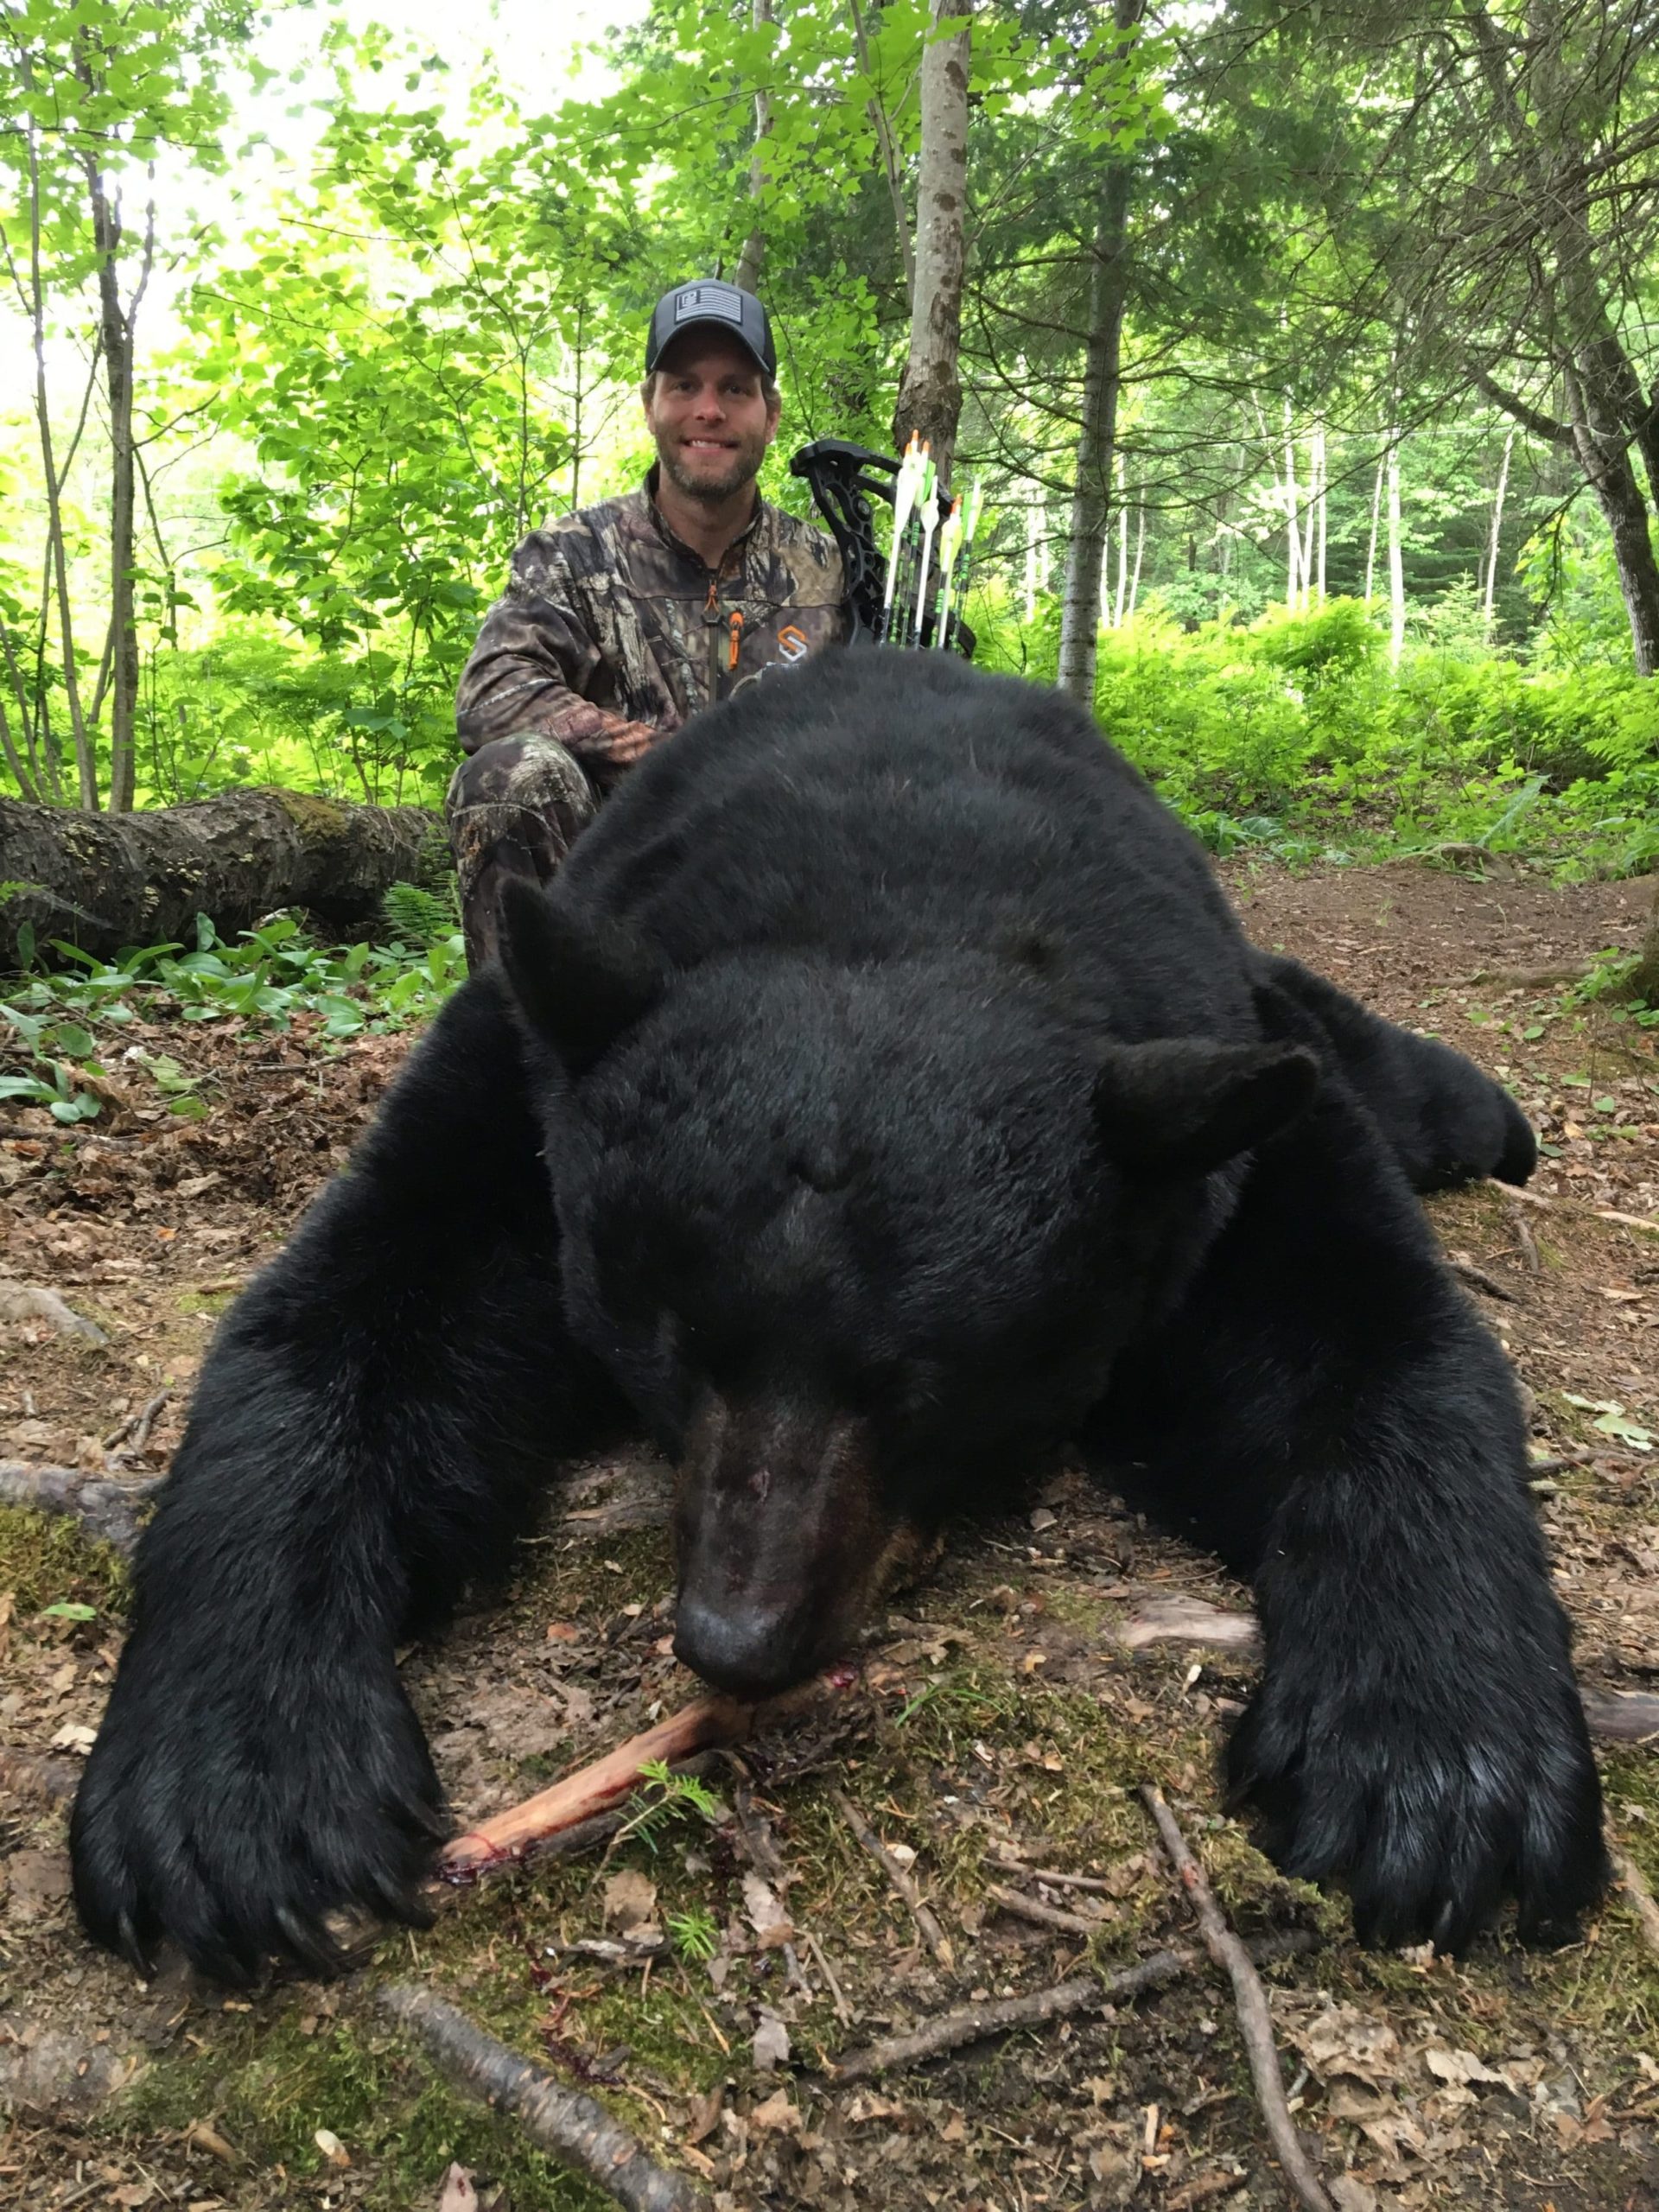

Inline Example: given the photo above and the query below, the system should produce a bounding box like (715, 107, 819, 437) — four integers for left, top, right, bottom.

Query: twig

(0, 1281, 107, 1345)
(1449, 1256, 1517, 1303)
(1497, 1187, 1541, 1274)
(378, 1982, 709, 2212)
(830, 1787, 954, 1968)
(986, 1882, 1103, 1938)
(986, 1847, 1112, 1895)
(1613, 1849, 1659, 1961)
(1505, 1187, 1659, 1236)
(103, 1387, 170, 1459)
(829, 1930, 1315, 2082)
(1141, 1787, 1334, 2212)
(0, 1461, 158, 1553)
(804, 1931, 853, 2026)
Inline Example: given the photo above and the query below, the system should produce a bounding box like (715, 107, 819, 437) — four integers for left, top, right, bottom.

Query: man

(448, 280, 849, 967)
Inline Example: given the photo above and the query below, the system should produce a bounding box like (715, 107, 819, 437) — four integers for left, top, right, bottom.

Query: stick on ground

(830, 1786, 954, 1967)
(379, 1982, 710, 2212)
(1141, 1787, 1333, 2212)
(985, 1882, 1104, 1939)
(830, 1930, 1314, 2082)
(1497, 1187, 1541, 1274)
(440, 1698, 753, 1878)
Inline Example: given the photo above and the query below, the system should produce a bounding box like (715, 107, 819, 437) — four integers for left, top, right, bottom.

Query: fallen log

(0, 788, 440, 969)
(0, 1460, 159, 1552)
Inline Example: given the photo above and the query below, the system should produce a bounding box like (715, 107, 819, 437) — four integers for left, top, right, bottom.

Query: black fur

(72, 651, 1606, 1980)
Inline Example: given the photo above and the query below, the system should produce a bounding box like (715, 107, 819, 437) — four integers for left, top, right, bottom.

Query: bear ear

(497, 880, 663, 1076)
(1094, 1039, 1320, 1177)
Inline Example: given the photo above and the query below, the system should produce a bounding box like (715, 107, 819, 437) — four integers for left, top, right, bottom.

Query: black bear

(72, 652, 1606, 1982)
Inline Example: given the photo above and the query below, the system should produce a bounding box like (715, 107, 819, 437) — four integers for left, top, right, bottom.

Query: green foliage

(612, 1758, 723, 1854)
(973, 595, 1659, 876)
(1, 912, 466, 1124)
(665, 1904, 720, 1963)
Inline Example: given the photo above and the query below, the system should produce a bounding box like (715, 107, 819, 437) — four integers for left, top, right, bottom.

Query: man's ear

(498, 880, 662, 1077)
(1094, 1038, 1320, 1177)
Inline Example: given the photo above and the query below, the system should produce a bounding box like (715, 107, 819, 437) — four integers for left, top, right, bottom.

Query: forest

(2, 3, 1659, 2210)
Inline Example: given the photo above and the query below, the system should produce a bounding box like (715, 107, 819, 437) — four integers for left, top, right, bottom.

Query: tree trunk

(1056, 0, 1143, 706)
(1387, 435, 1406, 665)
(0, 790, 439, 970)
(1565, 360, 1659, 678)
(732, 0, 774, 296)
(891, 0, 972, 488)
(1484, 426, 1515, 626)
(1633, 880, 1659, 1006)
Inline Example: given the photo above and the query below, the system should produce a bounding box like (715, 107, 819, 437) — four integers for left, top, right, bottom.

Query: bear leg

(1251, 949, 1535, 1190)
(72, 976, 624, 1982)
(1086, 1077, 1605, 1950)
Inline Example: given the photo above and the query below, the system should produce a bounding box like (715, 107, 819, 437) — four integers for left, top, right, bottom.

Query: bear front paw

(1224, 1664, 1608, 1951)
(72, 1641, 446, 1984)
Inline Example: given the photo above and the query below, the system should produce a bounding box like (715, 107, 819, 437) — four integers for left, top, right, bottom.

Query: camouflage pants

(445, 734, 601, 972)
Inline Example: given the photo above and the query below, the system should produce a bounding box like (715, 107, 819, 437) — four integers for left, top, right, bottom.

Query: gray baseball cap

(645, 281, 777, 378)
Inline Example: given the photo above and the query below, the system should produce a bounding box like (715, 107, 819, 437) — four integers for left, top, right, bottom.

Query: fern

(381, 879, 459, 948)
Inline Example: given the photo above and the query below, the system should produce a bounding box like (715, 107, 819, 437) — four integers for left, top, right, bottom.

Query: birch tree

(891, 0, 972, 486)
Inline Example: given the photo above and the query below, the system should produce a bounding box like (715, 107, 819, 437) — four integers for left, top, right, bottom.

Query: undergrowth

(0, 905, 464, 1125)
(976, 593, 1659, 880)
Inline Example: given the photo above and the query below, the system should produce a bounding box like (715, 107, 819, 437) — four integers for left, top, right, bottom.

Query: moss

(114, 2005, 619, 2209)
(0, 1503, 130, 1618)
(270, 791, 352, 842)
(175, 1287, 238, 1318)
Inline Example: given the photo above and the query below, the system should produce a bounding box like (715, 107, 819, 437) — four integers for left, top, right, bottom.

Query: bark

(732, 0, 773, 297)
(1633, 880, 1659, 1006)
(1387, 435, 1406, 666)
(1565, 359, 1659, 677)
(1056, 0, 1143, 704)
(0, 789, 439, 969)
(891, 0, 972, 487)
(79, 134, 145, 813)
(1484, 426, 1516, 626)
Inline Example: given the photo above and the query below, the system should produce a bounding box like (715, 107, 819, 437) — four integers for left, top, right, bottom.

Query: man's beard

(658, 430, 766, 505)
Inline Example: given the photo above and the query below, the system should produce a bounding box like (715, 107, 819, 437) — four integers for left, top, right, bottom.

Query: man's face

(643, 334, 780, 505)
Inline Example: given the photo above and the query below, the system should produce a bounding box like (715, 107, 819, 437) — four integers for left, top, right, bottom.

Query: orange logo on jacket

(777, 625, 810, 663)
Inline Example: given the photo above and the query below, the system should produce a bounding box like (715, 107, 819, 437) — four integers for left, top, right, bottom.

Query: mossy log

(0, 790, 441, 969)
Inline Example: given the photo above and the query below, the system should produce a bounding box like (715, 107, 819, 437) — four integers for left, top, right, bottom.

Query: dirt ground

(1, 856, 1656, 2212)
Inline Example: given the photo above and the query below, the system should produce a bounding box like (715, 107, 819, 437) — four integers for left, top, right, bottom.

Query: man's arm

(455, 534, 664, 771)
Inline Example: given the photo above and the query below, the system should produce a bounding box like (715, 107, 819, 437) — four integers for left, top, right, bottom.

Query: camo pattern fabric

(454, 472, 848, 781)
(444, 734, 599, 972)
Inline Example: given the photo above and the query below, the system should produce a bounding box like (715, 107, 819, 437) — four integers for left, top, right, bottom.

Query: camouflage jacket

(454, 471, 848, 781)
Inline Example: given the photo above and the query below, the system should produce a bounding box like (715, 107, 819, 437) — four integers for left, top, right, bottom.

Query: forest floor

(0, 856, 1656, 2212)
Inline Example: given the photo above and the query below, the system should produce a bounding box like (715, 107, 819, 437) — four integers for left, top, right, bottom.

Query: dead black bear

(72, 650, 1606, 1982)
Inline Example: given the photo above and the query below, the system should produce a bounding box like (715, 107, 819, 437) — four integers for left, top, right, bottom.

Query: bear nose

(672, 1595, 811, 1700)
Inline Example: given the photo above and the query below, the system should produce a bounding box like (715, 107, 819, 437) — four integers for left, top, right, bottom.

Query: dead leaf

(7, 1849, 71, 1910)
(1289, 2002, 1402, 2089)
(1423, 2045, 1506, 2089)
(603, 1870, 658, 1931)
(749, 2088, 802, 2133)
(436, 2163, 476, 2212)
(685, 2082, 725, 2146)
(752, 2008, 791, 2072)
(1329, 2181, 1381, 2212)
(741, 1871, 792, 1945)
